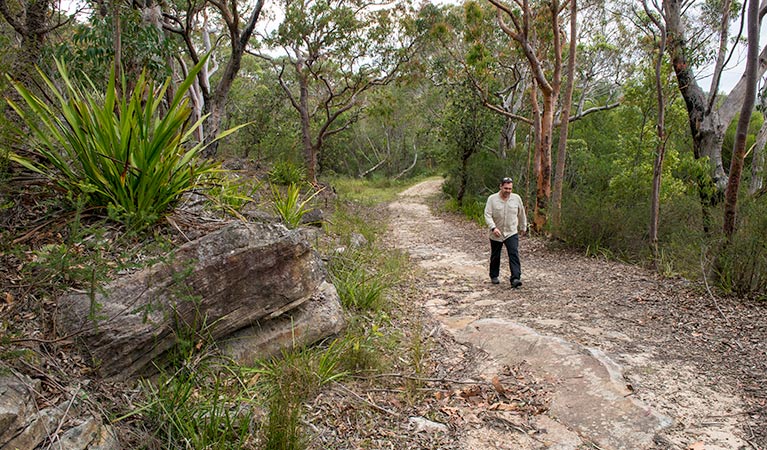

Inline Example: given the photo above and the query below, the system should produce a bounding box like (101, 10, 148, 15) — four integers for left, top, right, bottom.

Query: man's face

(500, 182, 513, 197)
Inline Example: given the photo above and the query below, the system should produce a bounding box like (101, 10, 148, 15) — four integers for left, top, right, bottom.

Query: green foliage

(207, 175, 262, 215)
(328, 175, 409, 205)
(443, 196, 486, 226)
(442, 150, 525, 204)
(331, 257, 388, 310)
(269, 160, 305, 185)
(55, 9, 172, 86)
(220, 58, 297, 161)
(270, 183, 320, 229)
(136, 366, 257, 450)
(722, 110, 763, 170)
(18, 212, 115, 291)
(714, 196, 767, 295)
(6, 57, 225, 231)
(252, 341, 348, 450)
(336, 315, 390, 372)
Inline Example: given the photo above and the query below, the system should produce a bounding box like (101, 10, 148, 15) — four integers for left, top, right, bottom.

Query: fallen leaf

(491, 375, 506, 394)
(3, 292, 13, 304)
(687, 441, 705, 450)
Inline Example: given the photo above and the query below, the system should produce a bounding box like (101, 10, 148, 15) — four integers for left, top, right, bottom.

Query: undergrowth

(126, 176, 430, 449)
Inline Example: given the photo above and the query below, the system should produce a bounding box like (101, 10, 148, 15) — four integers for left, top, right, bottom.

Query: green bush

(5, 57, 234, 231)
(269, 160, 305, 185)
(714, 196, 767, 296)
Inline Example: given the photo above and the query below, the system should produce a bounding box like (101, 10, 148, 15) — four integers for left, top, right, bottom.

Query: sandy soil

(384, 178, 766, 450)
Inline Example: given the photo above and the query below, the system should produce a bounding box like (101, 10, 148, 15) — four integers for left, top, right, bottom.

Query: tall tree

(163, 0, 265, 153)
(663, 0, 767, 199)
(487, 0, 568, 231)
(723, 0, 760, 238)
(639, 0, 669, 261)
(261, 0, 416, 185)
(749, 80, 767, 195)
(550, 0, 576, 230)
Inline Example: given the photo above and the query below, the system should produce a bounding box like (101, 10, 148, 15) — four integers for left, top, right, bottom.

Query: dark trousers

(489, 234, 521, 280)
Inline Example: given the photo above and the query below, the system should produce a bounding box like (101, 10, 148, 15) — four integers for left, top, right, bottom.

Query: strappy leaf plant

(5, 57, 242, 231)
(271, 182, 321, 229)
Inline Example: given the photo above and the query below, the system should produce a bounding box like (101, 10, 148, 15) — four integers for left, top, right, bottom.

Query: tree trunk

(457, 150, 470, 206)
(2, 0, 51, 128)
(649, 50, 667, 261)
(530, 78, 542, 205)
(499, 119, 516, 157)
(202, 43, 242, 157)
(749, 120, 767, 195)
(723, 0, 760, 239)
(533, 92, 555, 232)
(297, 65, 317, 184)
(551, 0, 577, 231)
(664, 0, 767, 194)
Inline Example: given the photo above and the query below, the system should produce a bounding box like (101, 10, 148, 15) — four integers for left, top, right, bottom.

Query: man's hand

(492, 228, 502, 238)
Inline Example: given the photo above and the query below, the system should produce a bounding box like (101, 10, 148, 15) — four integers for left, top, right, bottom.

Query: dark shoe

(491, 277, 500, 284)
(511, 278, 522, 288)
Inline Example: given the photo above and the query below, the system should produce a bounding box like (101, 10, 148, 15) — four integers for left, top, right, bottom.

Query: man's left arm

(518, 196, 527, 236)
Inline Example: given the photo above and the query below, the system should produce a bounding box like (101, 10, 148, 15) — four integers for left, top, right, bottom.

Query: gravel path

(385, 178, 766, 450)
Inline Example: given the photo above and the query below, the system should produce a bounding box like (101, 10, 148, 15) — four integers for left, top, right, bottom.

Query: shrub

(5, 57, 237, 231)
(714, 196, 767, 296)
(269, 160, 305, 185)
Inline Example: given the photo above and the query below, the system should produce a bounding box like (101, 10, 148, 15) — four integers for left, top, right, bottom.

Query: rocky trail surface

(385, 178, 767, 450)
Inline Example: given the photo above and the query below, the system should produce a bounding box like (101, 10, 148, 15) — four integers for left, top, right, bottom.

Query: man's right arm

(484, 196, 496, 231)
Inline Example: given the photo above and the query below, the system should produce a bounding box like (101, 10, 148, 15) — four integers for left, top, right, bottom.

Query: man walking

(484, 177, 527, 287)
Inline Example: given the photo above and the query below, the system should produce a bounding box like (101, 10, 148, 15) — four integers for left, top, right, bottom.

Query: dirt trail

(387, 178, 762, 450)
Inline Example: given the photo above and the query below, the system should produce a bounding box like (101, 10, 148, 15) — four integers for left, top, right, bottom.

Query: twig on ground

(45, 383, 80, 450)
(700, 251, 731, 326)
(354, 372, 483, 385)
(332, 382, 400, 417)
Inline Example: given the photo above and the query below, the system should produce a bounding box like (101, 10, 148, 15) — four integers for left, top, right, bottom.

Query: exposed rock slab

(452, 318, 673, 450)
(220, 281, 345, 364)
(56, 221, 331, 379)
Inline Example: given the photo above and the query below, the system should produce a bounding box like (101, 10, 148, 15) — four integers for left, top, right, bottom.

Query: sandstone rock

(57, 415, 119, 450)
(0, 374, 41, 446)
(300, 208, 324, 227)
(57, 221, 329, 379)
(1, 405, 65, 450)
(220, 281, 345, 364)
(408, 416, 448, 433)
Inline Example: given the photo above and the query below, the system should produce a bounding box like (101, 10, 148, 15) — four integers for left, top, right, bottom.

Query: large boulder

(56, 221, 344, 379)
(220, 281, 345, 364)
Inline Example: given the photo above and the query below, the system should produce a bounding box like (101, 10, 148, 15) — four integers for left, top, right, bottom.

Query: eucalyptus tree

(723, 0, 760, 238)
(631, 0, 669, 260)
(259, 0, 417, 185)
(550, 0, 576, 230)
(750, 81, 767, 195)
(162, 0, 265, 152)
(663, 0, 767, 201)
(419, 1, 529, 159)
(485, 0, 570, 231)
